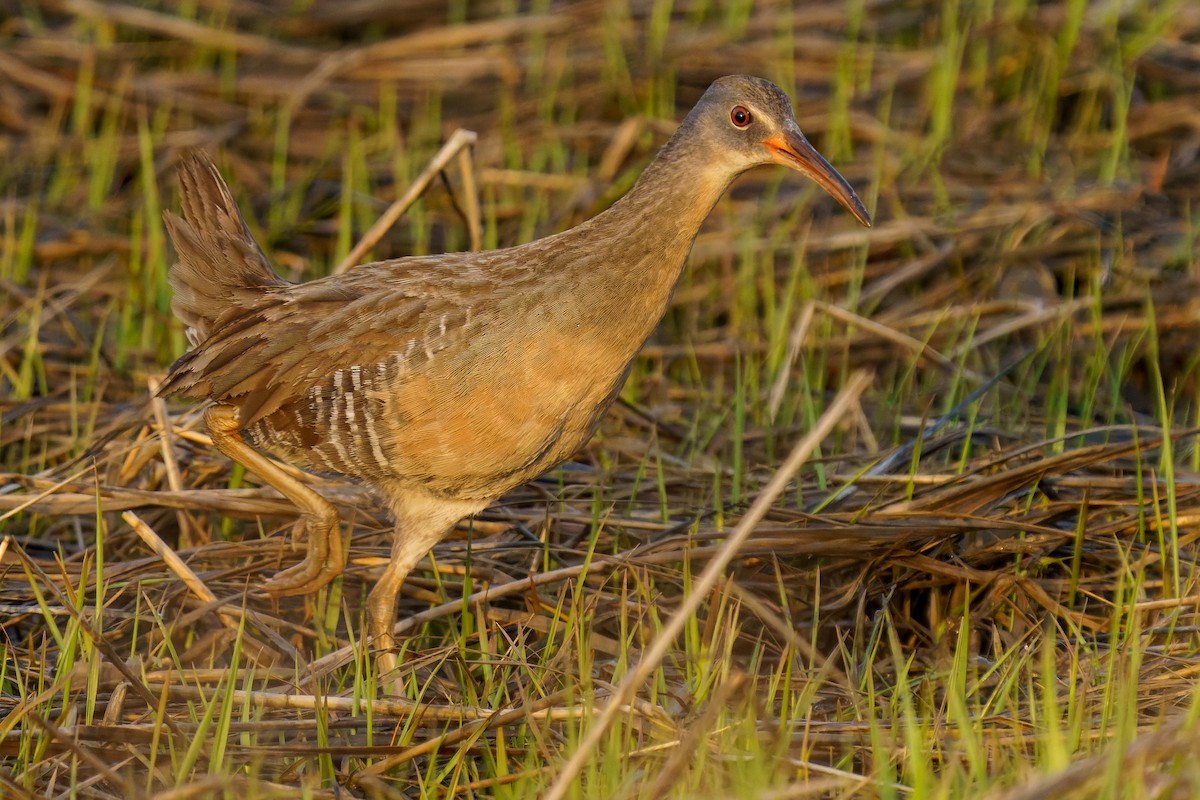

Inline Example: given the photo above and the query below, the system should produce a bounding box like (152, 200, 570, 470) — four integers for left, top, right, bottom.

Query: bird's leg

(204, 405, 345, 595)
(367, 522, 448, 682)
(368, 494, 487, 685)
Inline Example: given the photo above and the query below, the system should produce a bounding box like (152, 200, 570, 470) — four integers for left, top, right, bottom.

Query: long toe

(256, 515, 344, 596)
(258, 558, 343, 596)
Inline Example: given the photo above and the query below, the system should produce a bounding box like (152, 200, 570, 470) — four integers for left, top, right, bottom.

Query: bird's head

(685, 75, 872, 227)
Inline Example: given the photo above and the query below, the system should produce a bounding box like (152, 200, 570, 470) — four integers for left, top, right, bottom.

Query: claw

(260, 560, 343, 596)
(258, 513, 345, 596)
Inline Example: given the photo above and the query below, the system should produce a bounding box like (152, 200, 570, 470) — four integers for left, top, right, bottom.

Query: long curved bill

(763, 130, 872, 227)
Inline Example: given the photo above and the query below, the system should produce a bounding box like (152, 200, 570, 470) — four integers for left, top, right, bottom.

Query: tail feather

(163, 150, 285, 347)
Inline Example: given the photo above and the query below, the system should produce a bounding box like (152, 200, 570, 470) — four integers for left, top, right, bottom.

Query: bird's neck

(596, 130, 731, 265)
(569, 130, 734, 340)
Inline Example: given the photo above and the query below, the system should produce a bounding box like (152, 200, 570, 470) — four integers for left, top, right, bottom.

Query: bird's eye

(730, 106, 752, 128)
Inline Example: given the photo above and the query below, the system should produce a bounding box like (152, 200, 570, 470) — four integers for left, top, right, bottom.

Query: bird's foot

(259, 513, 345, 596)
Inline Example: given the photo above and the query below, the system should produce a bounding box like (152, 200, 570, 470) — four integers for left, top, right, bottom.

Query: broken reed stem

(542, 369, 874, 800)
(123, 510, 287, 665)
(334, 128, 479, 274)
(122, 510, 234, 627)
(457, 142, 482, 251)
(147, 376, 195, 545)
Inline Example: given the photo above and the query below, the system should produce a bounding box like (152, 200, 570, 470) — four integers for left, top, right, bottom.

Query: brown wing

(159, 270, 478, 429)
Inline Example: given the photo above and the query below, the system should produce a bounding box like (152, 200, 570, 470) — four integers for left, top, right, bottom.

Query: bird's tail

(162, 150, 285, 346)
